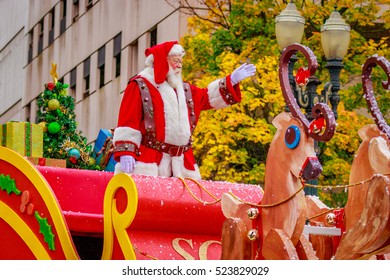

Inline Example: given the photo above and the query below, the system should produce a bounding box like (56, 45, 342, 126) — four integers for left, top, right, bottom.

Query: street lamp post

(275, 1, 305, 112)
(321, 8, 351, 120)
(275, 2, 351, 195)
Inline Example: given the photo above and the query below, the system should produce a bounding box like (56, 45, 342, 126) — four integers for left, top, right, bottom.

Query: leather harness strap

(135, 78, 195, 157)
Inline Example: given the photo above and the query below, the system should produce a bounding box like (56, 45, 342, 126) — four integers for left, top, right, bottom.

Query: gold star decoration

(50, 62, 58, 84)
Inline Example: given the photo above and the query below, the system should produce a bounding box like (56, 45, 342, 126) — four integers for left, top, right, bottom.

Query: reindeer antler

(362, 55, 390, 140)
(279, 43, 336, 142)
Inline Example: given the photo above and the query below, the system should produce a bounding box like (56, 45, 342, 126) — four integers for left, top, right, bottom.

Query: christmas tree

(36, 63, 98, 170)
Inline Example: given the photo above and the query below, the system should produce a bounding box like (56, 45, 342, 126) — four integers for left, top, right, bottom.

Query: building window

(83, 57, 90, 98)
(130, 42, 138, 77)
(98, 46, 106, 88)
(48, 9, 55, 45)
(150, 27, 157, 47)
(113, 33, 122, 78)
(60, 0, 67, 35)
(70, 67, 77, 99)
(73, 0, 79, 22)
(37, 20, 44, 54)
(86, 0, 93, 11)
(28, 31, 33, 63)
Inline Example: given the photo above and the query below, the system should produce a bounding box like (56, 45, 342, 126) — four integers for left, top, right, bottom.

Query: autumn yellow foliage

(179, 0, 390, 207)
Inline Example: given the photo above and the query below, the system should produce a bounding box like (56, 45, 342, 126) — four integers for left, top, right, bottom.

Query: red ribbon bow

(295, 67, 310, 87)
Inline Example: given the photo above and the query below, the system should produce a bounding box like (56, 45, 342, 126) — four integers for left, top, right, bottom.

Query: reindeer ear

(368, 136, 390, 174)
(272, 112, 292, 130)
(358, 124, 381, 142)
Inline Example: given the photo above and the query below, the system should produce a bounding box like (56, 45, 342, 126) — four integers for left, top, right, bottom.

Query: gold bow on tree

(50, 62, 58, 84)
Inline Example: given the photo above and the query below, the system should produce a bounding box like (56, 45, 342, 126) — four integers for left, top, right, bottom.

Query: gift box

(0, 122, 43, 157)
(92, 129, 117, 172)
(26, 156, 67, 168)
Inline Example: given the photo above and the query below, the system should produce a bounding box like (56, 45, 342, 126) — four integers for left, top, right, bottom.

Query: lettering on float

(172, 238, 221, 260)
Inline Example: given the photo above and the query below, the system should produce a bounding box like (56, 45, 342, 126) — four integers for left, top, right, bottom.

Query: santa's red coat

(113, 67, 241, 179)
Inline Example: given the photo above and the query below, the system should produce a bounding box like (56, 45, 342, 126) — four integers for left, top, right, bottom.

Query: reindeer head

(278, 43, 336, 181)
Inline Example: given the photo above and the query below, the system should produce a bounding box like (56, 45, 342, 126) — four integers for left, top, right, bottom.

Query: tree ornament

(48, 122, 61, 134)
(46, 83, 56, 91)
(48, 99, 60, 111)
(88, 157, 96, 166)
(38, 121, 48, 132)
(68, 148, 81, 164)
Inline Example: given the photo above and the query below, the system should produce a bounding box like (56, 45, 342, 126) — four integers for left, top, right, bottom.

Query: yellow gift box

(0, 122, 43, 157)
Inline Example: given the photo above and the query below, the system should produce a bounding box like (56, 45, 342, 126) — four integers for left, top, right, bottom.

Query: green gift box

(0, 122, 43, 157)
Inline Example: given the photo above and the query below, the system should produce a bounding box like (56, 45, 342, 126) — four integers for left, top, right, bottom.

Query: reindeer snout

(300, 157, 322, 180)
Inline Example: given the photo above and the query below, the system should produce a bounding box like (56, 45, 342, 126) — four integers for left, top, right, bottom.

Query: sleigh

(0, 145, 264, 260)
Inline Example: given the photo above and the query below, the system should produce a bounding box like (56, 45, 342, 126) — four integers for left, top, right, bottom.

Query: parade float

(0, 44, 389, 260)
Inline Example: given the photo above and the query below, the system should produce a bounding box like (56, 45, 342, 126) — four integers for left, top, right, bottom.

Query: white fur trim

(159, 153, 201, 179)
(114, 162, 122, 174)
(144, 44, 184, 68)
(113, 127, 142, 146)
(168, 44, 185, 57)
(114, 161, 160, 177)
(115, 153, 201, 179)
(158, 153, 173, 177)
(207, 78, 229, 109)
(133, 162, 159, 176)
(140, 68, 191, 146)
(171, 155, 201, 179)
(145, 54, 154, 67)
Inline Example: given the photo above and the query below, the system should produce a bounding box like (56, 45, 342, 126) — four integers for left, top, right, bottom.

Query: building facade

(0, 0, 190, 142)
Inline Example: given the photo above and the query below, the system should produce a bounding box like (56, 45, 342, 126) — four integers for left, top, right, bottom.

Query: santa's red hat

(145, 41, 181, 84)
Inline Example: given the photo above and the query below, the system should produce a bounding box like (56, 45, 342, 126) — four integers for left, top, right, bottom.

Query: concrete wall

(0, 0, 28, 121)
(1, 0, 189, 143)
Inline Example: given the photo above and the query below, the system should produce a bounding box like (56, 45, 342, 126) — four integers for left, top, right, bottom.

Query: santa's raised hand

(231, 63, 256, 85)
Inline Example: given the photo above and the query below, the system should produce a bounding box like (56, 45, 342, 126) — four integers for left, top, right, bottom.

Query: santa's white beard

(167, 67, 183, 89)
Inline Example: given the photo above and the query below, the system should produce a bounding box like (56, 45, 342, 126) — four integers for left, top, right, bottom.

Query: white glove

(230, 63, 256, 85)
(120, 155, 136, 173)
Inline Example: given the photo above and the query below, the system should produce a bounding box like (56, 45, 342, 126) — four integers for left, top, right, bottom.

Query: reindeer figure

(261, 44, 336, 259)
(221, 44, 336, 260)
(335, 55, 390, 260)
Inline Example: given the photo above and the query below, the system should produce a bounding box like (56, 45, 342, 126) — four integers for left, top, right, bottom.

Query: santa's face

(166, 55, 183, 89)
(167, 55, 183, 74)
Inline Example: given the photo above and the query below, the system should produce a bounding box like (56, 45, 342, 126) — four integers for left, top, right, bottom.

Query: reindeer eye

(285, 125, 300, 149)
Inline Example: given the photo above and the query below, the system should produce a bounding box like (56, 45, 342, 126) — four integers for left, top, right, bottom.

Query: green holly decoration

(35, 211, 56, 250)
(0, 174, 21, 195)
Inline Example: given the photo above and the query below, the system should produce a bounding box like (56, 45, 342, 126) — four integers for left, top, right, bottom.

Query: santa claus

(113, 41, 256, 179)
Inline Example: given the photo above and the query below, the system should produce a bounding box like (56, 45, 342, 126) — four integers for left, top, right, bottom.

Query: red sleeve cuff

(220, 75, 242, 105)
(113, 141, 139, 161)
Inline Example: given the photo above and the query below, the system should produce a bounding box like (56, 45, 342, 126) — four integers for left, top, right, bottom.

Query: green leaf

(35, 211, 56, 250)
(0, 174, 21, 195)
